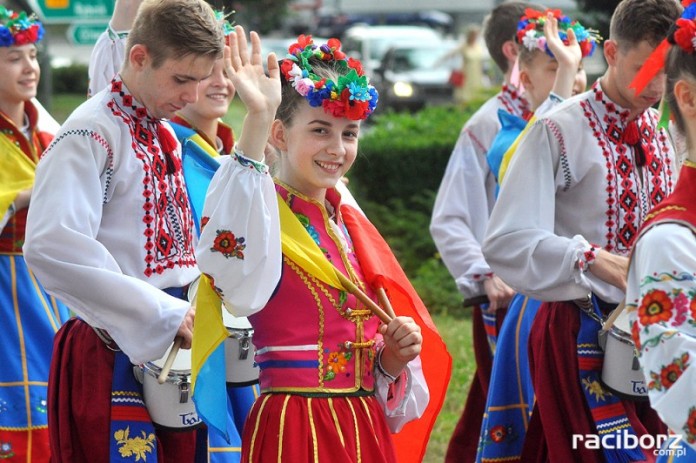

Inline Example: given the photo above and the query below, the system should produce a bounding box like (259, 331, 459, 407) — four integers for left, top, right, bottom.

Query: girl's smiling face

(271, 104, 360, 202)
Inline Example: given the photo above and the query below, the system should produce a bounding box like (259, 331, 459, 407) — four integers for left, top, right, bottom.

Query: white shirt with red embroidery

(24, 77, 279, 365)
(483, 81, 676, 303)
(430, 85, 529, 298)
(626, 223, 696, 450)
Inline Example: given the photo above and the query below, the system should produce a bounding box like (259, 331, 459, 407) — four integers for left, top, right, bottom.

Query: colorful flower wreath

(0, 6, 44, 48)
(516, 8, 601, 58)
(672, 1, 696, 53)
(214, 9, 235, 37)
(280, 34, 378, 121)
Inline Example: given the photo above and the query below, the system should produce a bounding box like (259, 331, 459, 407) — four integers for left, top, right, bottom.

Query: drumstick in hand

(602, 300, 626, 332)
(157, 337, 183, 384)
(333, 271, 393, 324)
(376, 286, 396, 319)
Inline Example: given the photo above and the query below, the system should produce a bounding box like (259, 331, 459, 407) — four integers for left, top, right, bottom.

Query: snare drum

(222, 309, 259, 386)
(598, 308, 648, 400)
(136, 344, 203, 429)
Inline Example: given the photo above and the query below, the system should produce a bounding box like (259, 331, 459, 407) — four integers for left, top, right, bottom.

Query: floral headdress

(631, 1, 695, 100)
(214, 9, 235, 37)
(516, 8, 601, 58)
(0, 6, 44, 47)
(280, 34, 378, 121)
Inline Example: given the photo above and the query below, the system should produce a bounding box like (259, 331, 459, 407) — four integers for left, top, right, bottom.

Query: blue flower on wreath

(0, 28, 12, 46)
(347, 81, 371, 102)
(307, 83, 332, 107)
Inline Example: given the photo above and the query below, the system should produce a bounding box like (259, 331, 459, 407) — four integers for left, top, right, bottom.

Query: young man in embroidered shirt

(24, 1, 279, 461)
(429, 3, 540, 461)
(483, 0, 681, 461)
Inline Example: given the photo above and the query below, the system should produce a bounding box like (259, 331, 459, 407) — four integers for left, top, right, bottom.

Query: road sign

(67, 23, 108, 46)
(28, 0, 113, 24)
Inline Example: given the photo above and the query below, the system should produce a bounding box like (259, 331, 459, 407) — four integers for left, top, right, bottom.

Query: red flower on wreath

(674, 18, 696, 54)
(211, 229, 246, 260)
(638, 290, 673, 325)
(489, 425, 508, 443)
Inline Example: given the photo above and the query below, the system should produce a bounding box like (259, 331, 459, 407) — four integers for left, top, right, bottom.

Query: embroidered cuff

(233, 145, 269, 175)
(107, 23, 129, 41)
(472, 272, 495, 282)
(577, 243, 599, 273)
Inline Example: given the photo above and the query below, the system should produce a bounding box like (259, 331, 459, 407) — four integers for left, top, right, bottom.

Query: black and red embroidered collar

(499, 84, 532, 121)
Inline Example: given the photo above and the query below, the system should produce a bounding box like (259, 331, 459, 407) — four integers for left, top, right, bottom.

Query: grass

(49, 92, 477, 462)
(423, 310, 474, 462)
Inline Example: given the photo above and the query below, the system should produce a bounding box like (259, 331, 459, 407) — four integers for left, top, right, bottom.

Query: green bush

(52, 63, 89, 95)
(348, 96, 496, 313)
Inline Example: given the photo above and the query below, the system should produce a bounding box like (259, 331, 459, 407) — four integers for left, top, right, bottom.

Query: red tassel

(157, 123, 181, 174)
(629, 39, 670, 96)
(622, 120, 640, 145)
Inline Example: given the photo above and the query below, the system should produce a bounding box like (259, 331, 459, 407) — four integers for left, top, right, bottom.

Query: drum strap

(576, 296, 645, 463)
(109, 351, 159, 462)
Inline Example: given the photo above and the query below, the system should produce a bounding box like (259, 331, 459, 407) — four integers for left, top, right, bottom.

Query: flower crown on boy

(0, 6, 44, 47)
(516, 8, 601, 58)
(280, 34, 379, 121)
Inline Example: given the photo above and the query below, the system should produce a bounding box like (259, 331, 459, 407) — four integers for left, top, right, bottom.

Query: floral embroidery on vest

(113, 426, 156, 460)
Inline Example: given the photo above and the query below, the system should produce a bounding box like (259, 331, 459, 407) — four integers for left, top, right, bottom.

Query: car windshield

(391, 48, 442, 72)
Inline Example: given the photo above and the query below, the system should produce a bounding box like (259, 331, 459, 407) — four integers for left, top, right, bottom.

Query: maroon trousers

(48, 318, 197, 463)
(521, 301, 666, 463)
(445, 304, 506, 463)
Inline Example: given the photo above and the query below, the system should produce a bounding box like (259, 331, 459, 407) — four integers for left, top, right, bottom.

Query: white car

(341, 25, 444, 76)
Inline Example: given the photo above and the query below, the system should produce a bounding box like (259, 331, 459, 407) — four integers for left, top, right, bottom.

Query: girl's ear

(674, 79, 696, 122)
(519, 68, 533, 91)
(269, 119, 287, 151)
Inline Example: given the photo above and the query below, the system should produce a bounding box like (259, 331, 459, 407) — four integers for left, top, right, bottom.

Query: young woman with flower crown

(626, 1, 696, 461)
(0, 7, 71, 461)
(195, 26, 452, 463)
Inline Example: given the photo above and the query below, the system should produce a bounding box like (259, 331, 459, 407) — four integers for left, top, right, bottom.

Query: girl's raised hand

(225, 25, 281, 117)
(225, 25, 281, 162)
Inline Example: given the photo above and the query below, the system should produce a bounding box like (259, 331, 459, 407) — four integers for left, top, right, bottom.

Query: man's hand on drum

(379, 316, 422, 377)
(176, 306, 196, 349)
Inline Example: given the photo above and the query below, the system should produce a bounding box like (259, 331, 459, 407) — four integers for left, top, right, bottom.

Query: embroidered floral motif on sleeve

(211, 229, 246, 259)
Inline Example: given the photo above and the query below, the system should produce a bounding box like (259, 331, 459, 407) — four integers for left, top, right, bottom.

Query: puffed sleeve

(483, 118, 594, 301)
(627, 224, 696, 452)
(195, 153, 282, 316)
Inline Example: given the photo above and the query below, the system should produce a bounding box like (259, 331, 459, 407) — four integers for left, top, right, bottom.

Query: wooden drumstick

(157, 337, 183, 384)
(602, 299, 627, 332)
(376, 286, 397, 319)
(333, 271, 393, 324)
